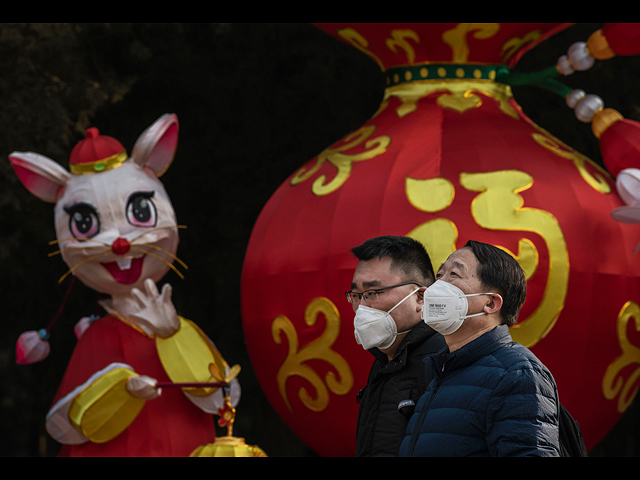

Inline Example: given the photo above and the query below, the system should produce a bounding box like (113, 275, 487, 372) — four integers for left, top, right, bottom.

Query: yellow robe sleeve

(155, 316, 231, 397)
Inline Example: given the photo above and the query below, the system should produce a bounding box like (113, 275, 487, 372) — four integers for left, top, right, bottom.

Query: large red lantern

(241, 23, 640, 456)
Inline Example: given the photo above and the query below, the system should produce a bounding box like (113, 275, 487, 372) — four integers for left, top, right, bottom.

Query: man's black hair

(351, 235, 435, 286)
(463, 240, 527, 326)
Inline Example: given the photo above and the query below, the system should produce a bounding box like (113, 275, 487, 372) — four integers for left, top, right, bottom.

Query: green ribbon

(385, 63, 571, 98)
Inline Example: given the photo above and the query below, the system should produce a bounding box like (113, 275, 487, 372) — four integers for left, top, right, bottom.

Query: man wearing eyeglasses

(347, 235, 446, 456)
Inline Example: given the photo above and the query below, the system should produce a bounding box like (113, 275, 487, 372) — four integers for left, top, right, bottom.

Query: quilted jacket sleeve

(485, 363, 560, 456)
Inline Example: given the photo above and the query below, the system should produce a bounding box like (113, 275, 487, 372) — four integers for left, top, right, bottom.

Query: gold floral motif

(337, 28, 384, 70)
(602, 301, 640, 413)
(290, 126, 391, 196)
(405, 170, 563, 347)
(408, 218, 459, 274)
(385, 29, 420, 65)
(442, 23, 500, 62)
(531, 130, 611, 194)
(405, 177, 455, 213)
(405, 177, 458, 270)
(384, 80, 520, 119)
(272, 297, 354, 413)
(460, 170, 569, 348)
(501, 31, 542, 63)
(496, 238, 538, 282)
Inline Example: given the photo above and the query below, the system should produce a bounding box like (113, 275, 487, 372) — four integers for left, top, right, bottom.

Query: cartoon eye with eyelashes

(126, 191, 157, 228)
(65, 202, 100, 239)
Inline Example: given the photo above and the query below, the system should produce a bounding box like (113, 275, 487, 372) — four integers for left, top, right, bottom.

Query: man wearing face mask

(399, 240, 560, 456)
(348, 235, 446, 456)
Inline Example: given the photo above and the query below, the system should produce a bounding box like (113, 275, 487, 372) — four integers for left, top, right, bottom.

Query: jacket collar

(432, 324, 512, 373)
(369, 321, 437, 365)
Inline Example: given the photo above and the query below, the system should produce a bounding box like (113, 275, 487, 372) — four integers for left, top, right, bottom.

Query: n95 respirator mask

(422, 280, 494, 335)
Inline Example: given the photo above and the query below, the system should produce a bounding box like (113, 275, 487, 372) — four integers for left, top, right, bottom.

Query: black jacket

(355, 321, 446, 456)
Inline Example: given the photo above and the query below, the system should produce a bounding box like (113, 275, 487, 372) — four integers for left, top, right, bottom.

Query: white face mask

(421, 280, 494, 335)
(354, 287, 420, 350)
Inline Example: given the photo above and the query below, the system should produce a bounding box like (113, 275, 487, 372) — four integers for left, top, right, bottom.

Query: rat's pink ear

(131, 113, 179, 177)
(9, 152, 71, 203)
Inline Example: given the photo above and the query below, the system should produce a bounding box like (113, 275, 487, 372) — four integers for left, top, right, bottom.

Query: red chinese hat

(69, 127, 127, 175)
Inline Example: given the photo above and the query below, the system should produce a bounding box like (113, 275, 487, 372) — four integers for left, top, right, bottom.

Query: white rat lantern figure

(10, 114, 240, 457)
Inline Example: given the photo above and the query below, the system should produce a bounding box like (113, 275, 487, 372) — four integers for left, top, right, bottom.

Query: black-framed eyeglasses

(345, 281, 423, 304)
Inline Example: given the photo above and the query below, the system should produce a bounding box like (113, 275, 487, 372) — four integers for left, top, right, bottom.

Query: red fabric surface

(53, 315, 215, 457)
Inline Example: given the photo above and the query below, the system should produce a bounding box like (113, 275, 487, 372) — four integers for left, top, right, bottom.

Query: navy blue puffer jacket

(399, 325, 560, 456)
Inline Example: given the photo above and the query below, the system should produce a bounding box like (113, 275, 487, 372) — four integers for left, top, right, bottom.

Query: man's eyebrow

(438, 260, 467, 273)
(351, 279, 382, 290)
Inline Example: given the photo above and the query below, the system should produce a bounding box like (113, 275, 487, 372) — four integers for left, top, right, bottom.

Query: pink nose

(112, 237, 131, 255)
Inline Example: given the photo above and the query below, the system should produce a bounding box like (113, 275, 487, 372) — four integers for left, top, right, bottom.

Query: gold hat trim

(70, 150, 128, 175)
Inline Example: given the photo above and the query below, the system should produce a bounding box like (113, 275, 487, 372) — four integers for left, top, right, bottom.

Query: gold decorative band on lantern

(385, 64, 508, 87)
(70, 150, 128, 175)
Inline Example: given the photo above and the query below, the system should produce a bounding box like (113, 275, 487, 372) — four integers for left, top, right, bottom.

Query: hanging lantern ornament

(499, 23, 640, 178)
(15, 329, 51, 364)
(557, 23, 640, 75)
(595, 23, 640, 58)
(189, 364, 267, 457)
(611, 168, 640, 254)
(190, 395, 267, 457)
(558, 23, 640, 177)
(15, 276, 77, 364)
(611, 168, 640, 222)
(594, 111, 640, 179)
(557, 41, 594, 75)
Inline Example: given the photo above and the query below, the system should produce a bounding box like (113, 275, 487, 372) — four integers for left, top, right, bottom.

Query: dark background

(1, 23, 639, 456)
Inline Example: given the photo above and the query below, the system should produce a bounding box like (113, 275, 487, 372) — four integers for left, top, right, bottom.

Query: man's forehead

(351, 256, 401, 288)
(439, 248, 477, 272)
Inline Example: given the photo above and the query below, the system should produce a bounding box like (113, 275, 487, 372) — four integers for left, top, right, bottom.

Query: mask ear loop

(388, 287, 421, 314)
(388, 287, 422, 336)
(460, 292, 502, 319)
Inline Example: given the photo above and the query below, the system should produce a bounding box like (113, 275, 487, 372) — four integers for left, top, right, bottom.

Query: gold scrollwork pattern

(603, 301, 640, 413)
(500, 31, 542, 63)
(406, 170, 568, 348)
(406, 177, 458, 270)
(531, 130, 611, 194)
(272, 297, 354, 413)
(337, 28, 384, 70)
(383, 80, 520, 120)
(290, 125, 391, 196)
(385, 29, 420, 65)
(461, 170, 569, 348)
(442, 23, 500, 63)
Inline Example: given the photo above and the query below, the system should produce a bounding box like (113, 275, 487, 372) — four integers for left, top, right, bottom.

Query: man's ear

(484, 293, 503, 315)
(416, 286, 427, 312)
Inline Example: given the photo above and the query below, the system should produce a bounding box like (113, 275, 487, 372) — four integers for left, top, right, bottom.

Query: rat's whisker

(49, 236, 112, 247)
(132, 243, 188, 270)
(129, 225, 187, 244)
(57, 250, 114, 284)
(48, 245, 111, 257)
(130, 246, 185, 280)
